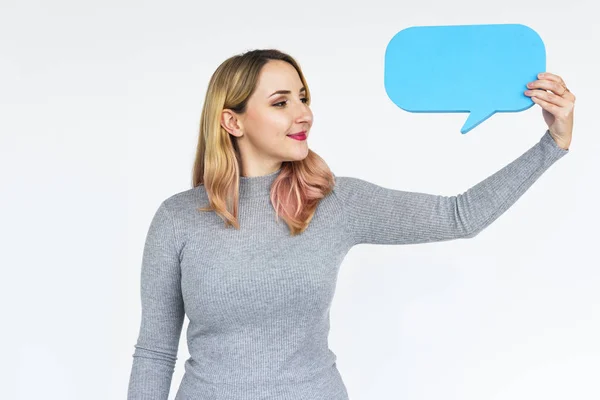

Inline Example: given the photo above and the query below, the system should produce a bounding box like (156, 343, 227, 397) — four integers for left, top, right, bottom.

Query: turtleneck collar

(239, 168, 282, 198)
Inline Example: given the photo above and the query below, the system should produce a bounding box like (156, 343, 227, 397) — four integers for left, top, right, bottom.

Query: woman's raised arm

(334, 130, 568, 247)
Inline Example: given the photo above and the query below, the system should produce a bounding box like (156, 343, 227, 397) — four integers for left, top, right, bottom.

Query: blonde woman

(127, 49, 574, 399)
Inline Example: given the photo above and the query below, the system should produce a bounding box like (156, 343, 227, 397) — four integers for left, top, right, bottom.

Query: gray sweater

(128, 130, 568, 399)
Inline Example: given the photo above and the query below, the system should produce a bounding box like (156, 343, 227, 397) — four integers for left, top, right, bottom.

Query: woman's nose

(295, 103, 312, 122)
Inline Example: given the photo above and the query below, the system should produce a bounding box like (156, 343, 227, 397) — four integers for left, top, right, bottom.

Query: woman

(127, 49, 574, 399)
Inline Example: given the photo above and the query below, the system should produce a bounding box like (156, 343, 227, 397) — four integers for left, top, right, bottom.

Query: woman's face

(222, 59, 313, 177)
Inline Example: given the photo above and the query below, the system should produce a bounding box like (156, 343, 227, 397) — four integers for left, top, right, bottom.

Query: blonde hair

(192, 49, 335, 236)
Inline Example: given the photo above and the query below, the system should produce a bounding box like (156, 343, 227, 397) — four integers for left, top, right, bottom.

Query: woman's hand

(524, 72, 575, 150)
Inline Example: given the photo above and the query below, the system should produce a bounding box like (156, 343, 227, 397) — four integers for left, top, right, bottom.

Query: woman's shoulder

(160, 186, 212, 226)
(157, 186, 217, 246)
(330, 173, 375, 205)
(162, 186, 205, 211)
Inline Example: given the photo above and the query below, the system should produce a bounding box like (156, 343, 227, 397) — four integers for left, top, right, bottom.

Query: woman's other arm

(127, 201, 185, 400)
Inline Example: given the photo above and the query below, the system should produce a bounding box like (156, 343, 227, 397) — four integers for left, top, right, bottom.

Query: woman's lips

(287, 133, 307, 140)
(287, 131, 307, 140)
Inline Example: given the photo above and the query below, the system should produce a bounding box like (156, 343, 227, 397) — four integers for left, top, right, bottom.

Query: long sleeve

(335, 129, 569, 247)
(127, 201, 185, 400)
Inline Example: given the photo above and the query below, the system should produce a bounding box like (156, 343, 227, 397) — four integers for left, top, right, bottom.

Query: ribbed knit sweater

(128, 130, 568, 399)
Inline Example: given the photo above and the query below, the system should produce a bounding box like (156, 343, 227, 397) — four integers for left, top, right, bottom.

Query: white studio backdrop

(1, 0, 598, 399)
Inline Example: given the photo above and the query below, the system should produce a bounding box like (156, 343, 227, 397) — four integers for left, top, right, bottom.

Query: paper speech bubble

(384, 24, 546, 134)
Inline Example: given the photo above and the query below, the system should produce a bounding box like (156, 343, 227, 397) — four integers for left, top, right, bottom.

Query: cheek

(247, 108, 293, 139)
(261, 112, 292, 135)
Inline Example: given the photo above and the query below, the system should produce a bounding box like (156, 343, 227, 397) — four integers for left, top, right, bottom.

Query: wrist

(548, 131, 570, 150)
(556, 140, 570, 150)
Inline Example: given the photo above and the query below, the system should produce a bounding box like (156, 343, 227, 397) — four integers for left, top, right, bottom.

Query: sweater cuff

(541, 129, 570, 155)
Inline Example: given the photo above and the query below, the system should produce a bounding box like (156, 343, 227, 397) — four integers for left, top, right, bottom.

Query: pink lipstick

(287, 131, 307, 141)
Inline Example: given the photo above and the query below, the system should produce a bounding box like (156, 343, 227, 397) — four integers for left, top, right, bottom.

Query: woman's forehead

(256, 62, 303, 95)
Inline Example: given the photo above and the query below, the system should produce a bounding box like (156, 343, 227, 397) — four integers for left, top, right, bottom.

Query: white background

(1, 0, 599, 399)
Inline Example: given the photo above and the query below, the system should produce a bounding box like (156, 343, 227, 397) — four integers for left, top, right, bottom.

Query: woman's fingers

(527, 79, 567, 97)
(525, 72, 576, 106)
(538, 72, 565, 86)
(537, 72, 576, 102)
(530, 95, 561, 115)
(525, 85, 569, 106)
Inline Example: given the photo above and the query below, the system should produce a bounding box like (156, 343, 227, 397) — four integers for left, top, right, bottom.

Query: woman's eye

(274, 98, 310, 107)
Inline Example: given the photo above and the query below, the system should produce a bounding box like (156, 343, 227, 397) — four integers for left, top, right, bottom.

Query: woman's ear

(221, 109, 243, 138)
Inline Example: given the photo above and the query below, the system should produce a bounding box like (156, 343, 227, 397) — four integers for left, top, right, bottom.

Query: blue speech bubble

(384, 24, 546, 134)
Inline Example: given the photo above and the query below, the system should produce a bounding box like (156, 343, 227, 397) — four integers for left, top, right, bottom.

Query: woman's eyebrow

(267, 87, 306, 98)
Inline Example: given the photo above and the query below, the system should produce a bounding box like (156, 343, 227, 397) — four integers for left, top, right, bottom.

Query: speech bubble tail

(460, 110, 495, 134)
